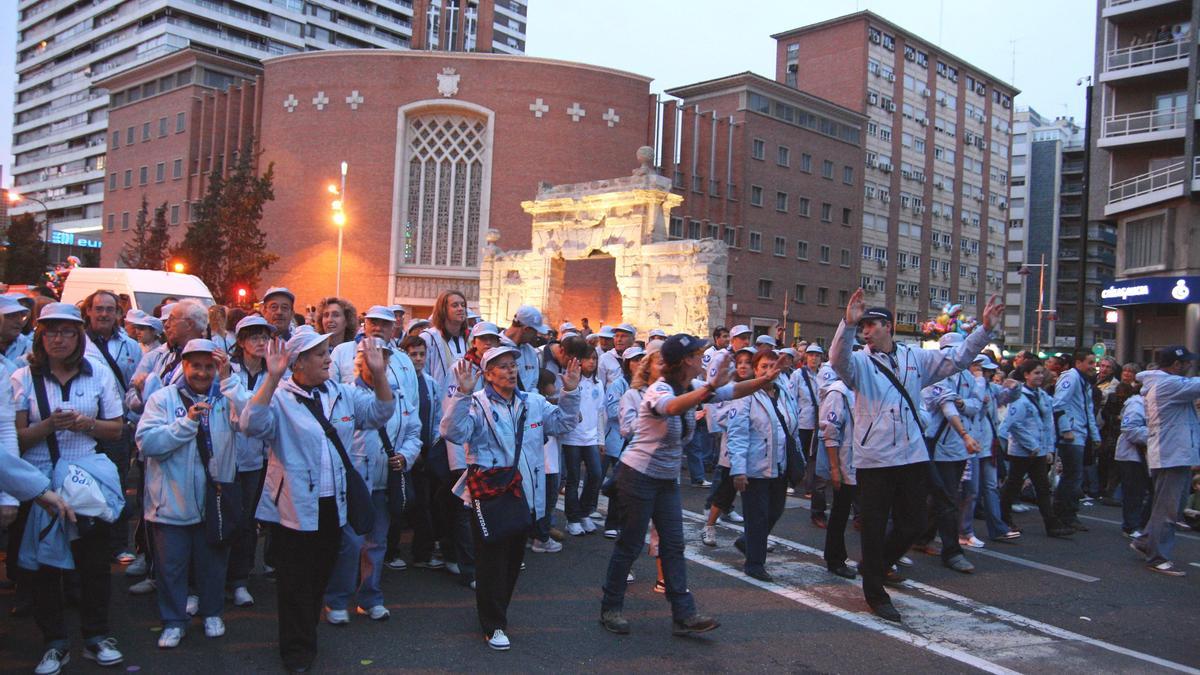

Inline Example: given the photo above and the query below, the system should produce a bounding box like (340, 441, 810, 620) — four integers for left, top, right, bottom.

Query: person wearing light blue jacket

(240, 327, 393, 673)
(818, 363, 857, 578)
(958, 357, 1022, 544)
(998, 360, 1074, 539)
(1051, 351, 1100, 528)
(726, 350, 795, 582)
(1130, 346, 1200, 576)
(1114, 388, 1151, 537)
(441, 345, 582, 651)
(324, 338, 422, 624)
(137, 339, 238, 648)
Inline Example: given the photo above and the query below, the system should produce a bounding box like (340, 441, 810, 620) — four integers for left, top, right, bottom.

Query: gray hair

(173, 299, 209, 331)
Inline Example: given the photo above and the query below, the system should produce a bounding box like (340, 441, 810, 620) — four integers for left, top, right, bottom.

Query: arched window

(402, 112, 487, 268)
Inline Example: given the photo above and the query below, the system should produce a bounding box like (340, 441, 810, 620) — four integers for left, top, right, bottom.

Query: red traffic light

(237, 288, 247, 298)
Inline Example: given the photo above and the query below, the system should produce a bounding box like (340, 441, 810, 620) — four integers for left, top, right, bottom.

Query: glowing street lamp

(329, 161, 348, 296)
(172, 261, 186, 273)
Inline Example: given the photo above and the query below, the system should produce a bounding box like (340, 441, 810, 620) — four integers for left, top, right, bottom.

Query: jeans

(962, 458, 1010, 539)
(704, 466, 737, 513)
(562, 444, 602, 523)
(1135, 466, 1190, 564)
(1001, 454, 1061, 533)
(601, 457, 621, 531)
(684, 420, 711, 483)
(737, 474, 788, 574)
(535, 473, 560, 541)
(1054, 443, 1085, 520)
(856, 462, 927, 607)
(152, 522, 230, 628)
(601, 466, 697, 621)
(1117, 460, 1153, 533)
(824, 483, 858, 569)
(920, 460, 966, 562)
(325, 490, 390, 611)
(405, 464, 447, 563)
(33, 520, 111, 650)
(270, 498, 341, 670)
(471, 515, 527, 635)
(227, 468, 264, 588)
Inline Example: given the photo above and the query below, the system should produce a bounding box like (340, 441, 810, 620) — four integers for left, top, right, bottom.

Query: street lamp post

(5, 189, 52, 251)
(1075, 77, 1094, 352)
(329, 161, 348, 298)
(1020, 255, 1053, 355)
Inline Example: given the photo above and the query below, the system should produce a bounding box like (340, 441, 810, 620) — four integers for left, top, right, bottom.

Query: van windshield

(134, 292, 214, 313)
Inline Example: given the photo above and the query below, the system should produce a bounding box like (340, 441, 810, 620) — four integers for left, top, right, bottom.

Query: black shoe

(870, 601, 903, 623)
(811, 515, 828, 529)
(600, 609, 631, 635)
(883, 566, 906, 586)
(733, 537, 746, 555)
(672, 614, 720, 636)
(745, 568, 774, 583)
(828, 564, 857, 579)
(1047, 525, 1075, 538)
(1068, 520, 1089, 532)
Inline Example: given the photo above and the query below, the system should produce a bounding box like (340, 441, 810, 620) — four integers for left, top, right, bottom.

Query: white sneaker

(786, 487, 796, 496)
(588, 511, 603, 520)
(358, 605, 390, 621)
(581, 517, 597, 533)
(566, 522, 585, 536)
(531, 538, 563, 553)
(82, 637, 122, 666)
(158, 627, 183, 649)
(720, 510, 745, 524)
(896, 555, 914, 567)
(470, 580, 477, 590)
(1012, 503, 1031, 513)
(203, 617, 225, 638)
(385, 557, 408, 570)
(35, 647, 69, 675)
(959, 536, 986, 549)
(1129, 529, 1145, 539)
(232, 587, 254, 607)
(445, 561, 461, 575)
(701, 525, 718, 547)
(185, 595, 199, 617)
(124, 555, 147, 577)
(128, 578, 156, 595)
(487, 629, 511, 651)
(603, 529, 619, 539)
(325, 608, 350, 625)
(413, 557, 445, 570)
(626, 571, 635, 582)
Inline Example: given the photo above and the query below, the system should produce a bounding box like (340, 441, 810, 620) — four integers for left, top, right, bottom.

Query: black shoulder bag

(768, 392, 804, 476)
(466, 397, 532, 543)
(868, 355, 939, 459)
(179, 389, 242, 545)
(299, 390, 375, 536)
(377, 425, 415, 519)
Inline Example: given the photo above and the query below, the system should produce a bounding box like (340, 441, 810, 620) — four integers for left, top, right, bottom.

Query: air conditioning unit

(914, 206, 925, 215)
(885, 101, 896, 112)
(870, 32, 882, 44)
(877, 259, 888, 269)
(988, 251, 995, 258)
(867, 93, 879, 105)
(917, 116, 928, 126)
(976, 84, 986, 95)
(934, 180, 944, 189)
(941, 271, 949, 279)
(886, 73, 896, 82)
(999, 201, 1008, 210)
(938, 98, 947, 107)
(901, 169, 912, 179)
(1002, 98, 1012, 109)
(866, 156, 877, 167)
(922, 88, 931, 97)
(878, 162, 893, 172)
(899, 287, 909, 296)
(881, 193, 891, 202)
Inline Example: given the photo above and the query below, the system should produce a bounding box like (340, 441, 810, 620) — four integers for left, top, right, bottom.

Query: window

(817, 287, 829, 306)
(687, 219, 702, 239)
(757, 279, 772, 299)
(155, 162, 165, 183)
(776, 192, 788, 212)
(1124, 214, 1166, 270)
(139, 166, 148, 185)
(838, 290, 849, 308)
(170, 204, 180, 225)
(794, 284, 806, 303)
(707, 222, 720, 240)
(822, 160, 834, 179)
(840, 249, 851, 267)
(159, 117, 168, 137)
(126, 126, 134, 145)
(800, 153, 812, 173)
(821, 203, 832, 222)
(752, 138, 765, 160)
(668, 215, 683, 239)
(123, 169, 132, 188)
(723, 225, 737, 247)
(142, 122, 151, 141)
(843, 166, 854, 185)
(842, 208, 852, 225)
(106, 214, 115, 232)
(749, 231, 762, 252)
(176, 112, 186, 133)
(111, 131, 120, 148)
(777, 145, 790, 166)
(798, 197, 811, 217)
(774, 236, 786, 256)
(819, 244, 831, 264)
(108, 173, 117, 191)
(121, 212, 130, 230)
(172, 158, 183, 179)
(797, 240, 809, 260)
(750, 185, 763, 207)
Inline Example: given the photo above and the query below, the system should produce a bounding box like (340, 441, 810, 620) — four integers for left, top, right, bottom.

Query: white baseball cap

(730, 325, 752, 338)
(513, 305, 549, 334)
(470, 321, 502, 340)
(363, 305, 396, 323)
(480, 345, 520, 370)
(181, 338, 219, 357)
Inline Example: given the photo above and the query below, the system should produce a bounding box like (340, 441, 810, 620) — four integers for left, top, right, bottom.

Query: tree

(3, 213, 48, 285)
(171, 168, 226, 294)
(119, 195, 164, 269)
(145, 202, 170, 271)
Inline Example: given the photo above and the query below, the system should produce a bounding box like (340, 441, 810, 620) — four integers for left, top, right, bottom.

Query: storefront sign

(1099, 275, 1200, 306)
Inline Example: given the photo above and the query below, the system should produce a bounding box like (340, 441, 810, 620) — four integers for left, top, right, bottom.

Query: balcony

(1103, 0, 1190, 19)
(1105, 160, 1186, 215)
(1101, 38, 1190, 81)
(1099, 106, 1187, 147)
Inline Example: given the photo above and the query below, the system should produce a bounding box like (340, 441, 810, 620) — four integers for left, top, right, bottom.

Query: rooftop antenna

(1009, 39, 1017, 85)
(938, 0, 944, 44)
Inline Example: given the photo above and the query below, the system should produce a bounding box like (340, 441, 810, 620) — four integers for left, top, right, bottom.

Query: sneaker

(786, 487, 796, 496)
(486, 629, 511, 651)
(883, 565, 906, 586)
(548, 527, 566, 542)
(385, 557, 408, 570)
(588, 511, 603, 520)
(1129, 540, 1148, 556)
(992, 530, 1022, 542)
(720, 510, 745, 524)
(263, 565, 276, 580)
(626, 572, 635, 582)
(600, 609, 631, 634)
(185, 595, 199, 617)
(445, 561, 461, 575)
(34, 647, 69, 675)
(325, 608, 350, 625)
(531, 538, 563, 553)
(653, 580, 666, 593)
(158, 627, 184, 649)
(700, 526, 717, 547)
(83, 638, 123, 666)
(232, 586, 255, 607)
(672, 614, 720, 636)
(958, 536, 986, 549)
(1147, 560, 1186, 577)
(945, 554, 975, 574)
(919, 541, 942, 557)
(358, 605, 390, 621)
(203, 617, 225, 638)
(603, 529, 619, 539)
(128, 578, 156, 595)
(412, 557, 445, 570)
(1011, 503, 1031, 513)
(1128, 529, 1144, 540)
(124, 555, 147, 577)
(580, 517, 597, 534)
(896, 555, 914, 567)
(114, 551, 136, 565)
(691, 479, 713, 488)
(566, 522, 585, 536)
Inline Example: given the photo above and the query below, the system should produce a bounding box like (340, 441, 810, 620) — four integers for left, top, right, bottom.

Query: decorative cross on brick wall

(602, 108, 620, 127)
(312, 91, 329, 110)
(345, 90, 364, 110)
(566, 102, 586, 122)
(283, 94, 298, 113)
(529, 98, 549, 118)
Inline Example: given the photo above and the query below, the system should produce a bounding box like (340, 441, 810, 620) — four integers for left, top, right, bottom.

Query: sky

(0, 0, 1096, 189)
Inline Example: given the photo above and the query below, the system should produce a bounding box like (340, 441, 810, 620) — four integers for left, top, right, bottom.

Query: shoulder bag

(300, 390, 375, 536)
(179, 389, 242, 545)
(465, 395, 532, 543)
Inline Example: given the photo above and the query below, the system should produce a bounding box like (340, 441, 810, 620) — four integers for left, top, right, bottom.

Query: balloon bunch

(921, 303, 978, 339)
(44, 255, 81, 299)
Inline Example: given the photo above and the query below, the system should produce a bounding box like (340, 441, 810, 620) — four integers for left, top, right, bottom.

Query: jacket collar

(279, 377, 329, 400)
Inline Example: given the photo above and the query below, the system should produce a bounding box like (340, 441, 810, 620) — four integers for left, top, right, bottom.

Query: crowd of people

(0, 284, 1196, 673)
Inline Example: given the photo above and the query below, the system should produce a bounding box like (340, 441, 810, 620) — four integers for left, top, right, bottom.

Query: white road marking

(1078, 513, 1200, 542)
(968, 548, 1100, 582)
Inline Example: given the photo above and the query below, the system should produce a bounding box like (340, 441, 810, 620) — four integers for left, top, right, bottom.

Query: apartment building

(1091, 0, 1200, 363)
(10, 0, 527, 250)
(771, 12, 1017, 339)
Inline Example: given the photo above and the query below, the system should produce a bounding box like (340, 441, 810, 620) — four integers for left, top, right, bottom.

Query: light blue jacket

(1052, 368, 1100, 445)
(818, 376, 856, 486)
(922, 368, 982, 462)
(725, 387, 796, 479)
(20, 453, 124, 571)
(136, 384, 238, 525)
(829, 320, 991, 469)
(998, 386, 1055, 457)
(442, 385, 580, 519)
(84, 329, 141, 394)
(350, 378, 422, 490)
(791, 366, 821, 430)
(1115, 394, 1147, 464)
(603, 377, 628, 458)
(1137, 369, 1200, 469)
(219, 361, 272, 471)
(241, 378, 393, 531)
(973, 380, 1019, 459)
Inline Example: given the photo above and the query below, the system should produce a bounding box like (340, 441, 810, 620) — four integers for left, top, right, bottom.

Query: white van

(60, 268, 215, 313)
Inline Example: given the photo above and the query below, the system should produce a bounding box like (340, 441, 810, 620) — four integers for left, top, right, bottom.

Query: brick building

(772, 12, 1018, 339)
(661, 73, 866, 344)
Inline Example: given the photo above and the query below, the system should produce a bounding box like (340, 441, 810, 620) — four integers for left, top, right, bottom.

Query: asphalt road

(2, 487, 1198, 674)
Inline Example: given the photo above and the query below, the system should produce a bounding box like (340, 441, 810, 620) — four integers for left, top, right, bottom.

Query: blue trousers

(737, 474, 788, 574)
(325, 490, 390, 611)
(534, 473, 560, 542)
(562, 444, 601, 523)
(1117, 460, 1153, 533)
(684, 420, 711, 483)
(601, 467, 696, 621)
(959, 457, 1010, 539)
(1136, 467, 1190, 564)
(152, 522, 230, 629)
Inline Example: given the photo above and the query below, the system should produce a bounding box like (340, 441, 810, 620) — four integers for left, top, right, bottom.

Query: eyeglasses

(43, 328, 78, 340)
(488, 361, 518, 371)
(265, 303, 292, 313)
(242, 333, 271, 343)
